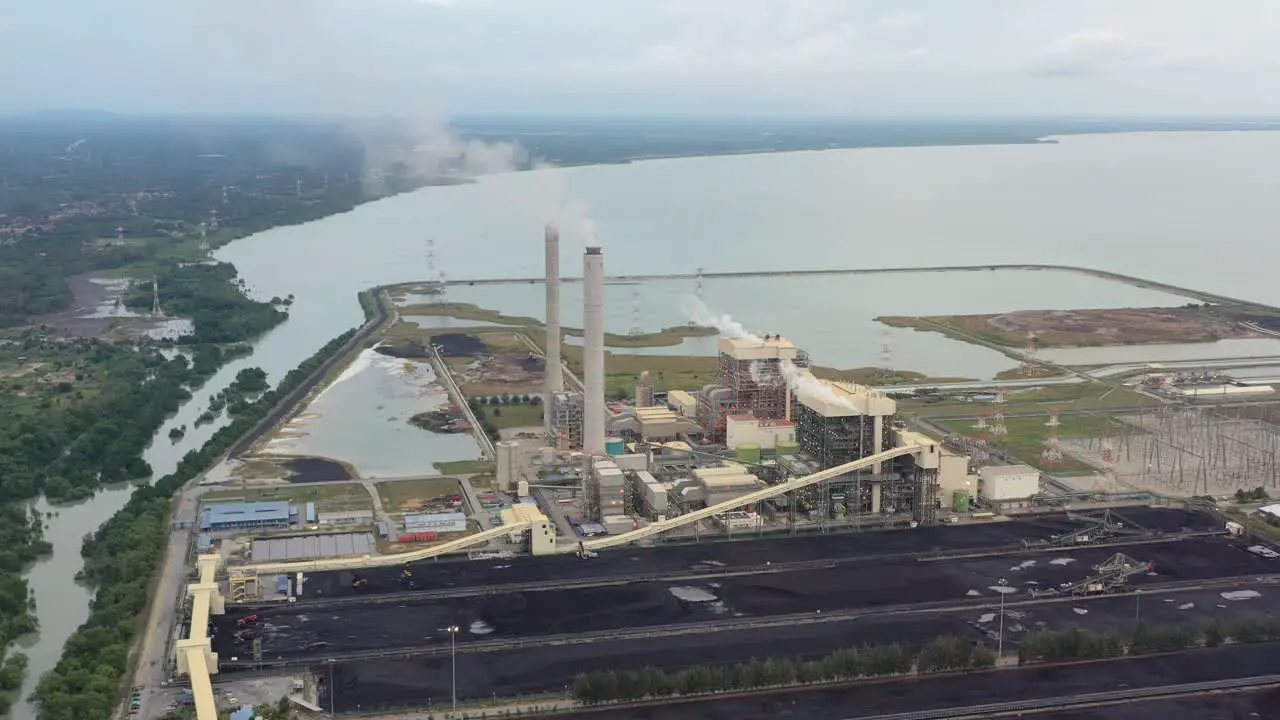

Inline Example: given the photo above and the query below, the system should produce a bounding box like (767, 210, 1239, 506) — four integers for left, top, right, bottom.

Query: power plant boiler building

(793, 377, 896, 471)
(697, 335, 808, 442)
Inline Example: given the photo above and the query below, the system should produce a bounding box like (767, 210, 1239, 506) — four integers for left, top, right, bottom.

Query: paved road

(879, 356, 1280, 393)
(128, 480, 204, 719)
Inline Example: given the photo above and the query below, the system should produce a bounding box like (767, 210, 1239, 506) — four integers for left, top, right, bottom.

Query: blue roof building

(202, 501, 291, 531)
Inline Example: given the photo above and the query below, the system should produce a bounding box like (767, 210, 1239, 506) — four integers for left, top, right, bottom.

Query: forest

(122, 262, 287, 344)
(34, 329, 355, 720)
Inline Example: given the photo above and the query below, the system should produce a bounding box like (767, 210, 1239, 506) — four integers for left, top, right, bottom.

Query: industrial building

(726, 414, 796, 453)
(978, 464, 1042, 508)
(202, 501, 291, 531)
(404, 512, 468, 534)
(793, 377, 896, 470)
(667, 390, 697, 418)
(317, 509, 374, 526)
(697, 336, 807, 442)
(250, 533, 375, 562)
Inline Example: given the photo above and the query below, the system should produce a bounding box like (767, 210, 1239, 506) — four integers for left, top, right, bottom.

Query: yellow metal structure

(176, 554, 223, 720)
(579, 444, 925, 551)
(241, 504, 558, 573)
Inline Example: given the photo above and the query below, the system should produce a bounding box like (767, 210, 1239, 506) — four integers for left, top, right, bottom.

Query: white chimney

(583, 246, 606, 456)
(543, 223, 562, 438)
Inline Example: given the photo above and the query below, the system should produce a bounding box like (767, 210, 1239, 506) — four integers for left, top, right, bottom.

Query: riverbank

(33, 328, 361, 720)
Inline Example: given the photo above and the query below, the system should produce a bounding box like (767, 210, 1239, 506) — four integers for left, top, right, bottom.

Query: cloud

(878, 12, 923, 30)
(634, 0, 859, 73)
(1030, 28, 1276, 78)
(1031, 30, 1148, 77)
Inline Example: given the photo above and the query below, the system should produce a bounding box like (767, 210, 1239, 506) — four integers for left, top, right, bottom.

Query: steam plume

(682, 296, 857, 410)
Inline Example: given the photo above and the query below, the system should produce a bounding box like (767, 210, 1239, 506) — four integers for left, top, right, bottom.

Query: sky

(2, 0, 1279, 117)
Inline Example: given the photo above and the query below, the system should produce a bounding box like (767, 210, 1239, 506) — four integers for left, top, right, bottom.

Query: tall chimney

(582, 246, 606, 456)
(543, 223, 562, 439)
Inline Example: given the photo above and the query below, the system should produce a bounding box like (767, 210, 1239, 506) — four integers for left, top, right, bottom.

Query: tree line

(572, 635, 994, 705)
(123, 262, 286, 345)
(33, 329, 357, 720)
(1018, 616, 1280, 664)
(573, 617, 1280, 706)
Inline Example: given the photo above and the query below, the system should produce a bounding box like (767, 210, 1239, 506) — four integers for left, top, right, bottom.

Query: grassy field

(201, 482, 373, 511)
(434, 459, 497, 475)
(479, 402, 544, 429)
(397, 301, 539, 326)
(930, 412, 1110, 475)
(375, 478, 462, 513)
(993, 364, 1065, 380)
(811, 365, 975, 386)
(563, 324, 718, 348)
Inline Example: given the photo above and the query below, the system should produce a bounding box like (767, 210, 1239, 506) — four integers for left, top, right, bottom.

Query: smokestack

(543, 223, 562, 439)
(583, 245, 606, 456)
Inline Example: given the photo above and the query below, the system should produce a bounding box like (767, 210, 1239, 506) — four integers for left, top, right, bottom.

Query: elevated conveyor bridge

(241, 520, 532, 574)
(579, 443, 928, 552)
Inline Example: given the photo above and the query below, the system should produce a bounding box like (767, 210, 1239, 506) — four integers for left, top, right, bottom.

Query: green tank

(952, 490, 969, 514)
(776, 440, 800, 457)
(735, 443, 762, 464)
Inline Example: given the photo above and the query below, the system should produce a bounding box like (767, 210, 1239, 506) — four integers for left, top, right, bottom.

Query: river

(14, 129, 1280, 718)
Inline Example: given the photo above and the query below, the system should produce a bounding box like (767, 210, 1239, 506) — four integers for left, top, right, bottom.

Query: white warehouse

(978, 464, 1041, 506)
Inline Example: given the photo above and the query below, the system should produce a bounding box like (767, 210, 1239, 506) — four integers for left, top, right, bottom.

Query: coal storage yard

(207, 507, 1280, 713)
(293, 507, 1216, 600)
(215, 537, 1278, 661)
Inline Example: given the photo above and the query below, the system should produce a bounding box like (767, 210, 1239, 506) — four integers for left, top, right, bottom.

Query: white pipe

(583, 246, 606, 456)
(544, 223, 562, 438)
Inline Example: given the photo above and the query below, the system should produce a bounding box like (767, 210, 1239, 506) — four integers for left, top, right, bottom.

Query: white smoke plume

(682, 297, 858, 410)
(190, 0, 530, 194)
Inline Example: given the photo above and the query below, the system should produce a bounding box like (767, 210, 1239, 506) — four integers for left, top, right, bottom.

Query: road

(124, 287, 395, 720)
(879, 356, 1280, 393)
(434, 263, 1280, 313)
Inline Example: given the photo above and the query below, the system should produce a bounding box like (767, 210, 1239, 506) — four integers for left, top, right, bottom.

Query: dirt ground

(886, 307, 1256, 349)
(35, 271, 181, 340)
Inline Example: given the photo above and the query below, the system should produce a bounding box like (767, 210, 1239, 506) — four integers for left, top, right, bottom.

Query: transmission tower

(209, 209, 220, 231)
(1021, 333, 1039, 375)
(878, 328, 894, 377)
(989, 392, 1009, 443)
(1041, 406, 1065, 466)
(689, 267, 705, 327)
(151, 276, 162, 317)
(115, 225, 125, 244)
(629, 290, 643, 338)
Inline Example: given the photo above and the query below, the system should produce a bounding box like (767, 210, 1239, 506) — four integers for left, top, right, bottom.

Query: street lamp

(441, 625, 460, 710)
(1135, 589, 1142, 626)
(997, 578, 1008, 659)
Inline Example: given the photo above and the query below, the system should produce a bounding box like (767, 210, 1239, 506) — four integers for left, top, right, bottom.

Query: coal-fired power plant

(583, 245, 606, 455)
(543, 223, 562, 438)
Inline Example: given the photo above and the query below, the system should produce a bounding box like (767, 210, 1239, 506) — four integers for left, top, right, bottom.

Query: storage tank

(735, 443, 762, 464)
(496, 440, 520, 492)
(776, 440, 800, 457)
(951, 490, 969, 514)
(538, 447, 556, 464)
(605, 437, 625, 455)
